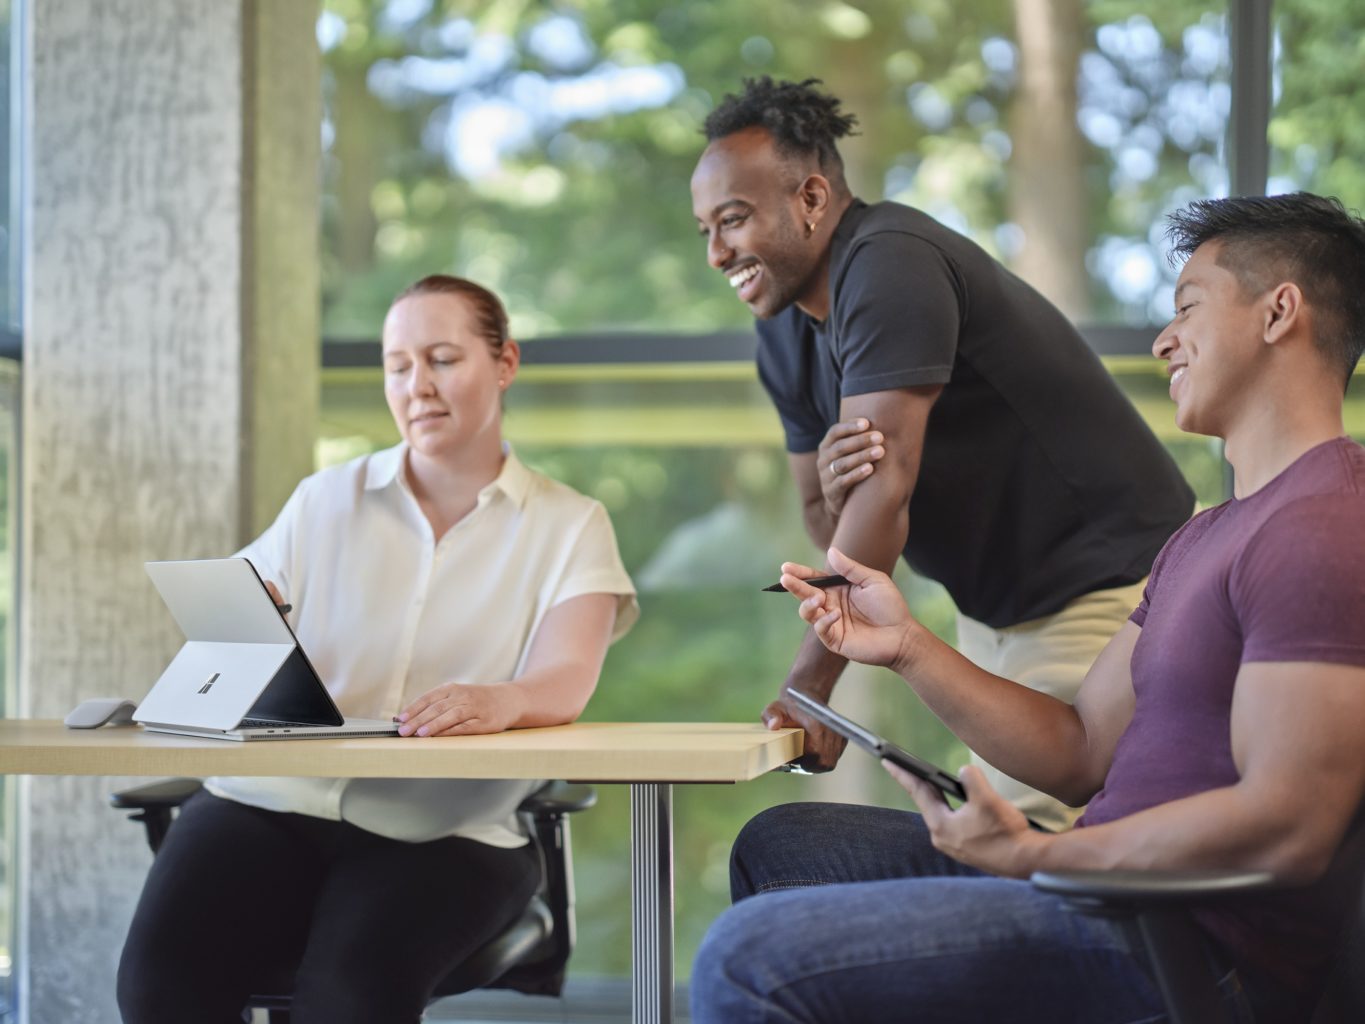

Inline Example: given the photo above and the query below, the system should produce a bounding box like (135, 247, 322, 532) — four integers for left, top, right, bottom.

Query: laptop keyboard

(238, 717, 324, 729)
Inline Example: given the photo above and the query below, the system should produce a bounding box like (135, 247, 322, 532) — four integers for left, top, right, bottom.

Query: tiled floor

(246, 977, 691, 1022)
(428, 978, 690, 1022)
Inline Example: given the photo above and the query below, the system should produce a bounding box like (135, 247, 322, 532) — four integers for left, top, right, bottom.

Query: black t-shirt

(756, 199, 1194, 628)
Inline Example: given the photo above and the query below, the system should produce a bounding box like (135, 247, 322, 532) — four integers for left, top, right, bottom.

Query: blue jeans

(691, 802, 1250, 1024)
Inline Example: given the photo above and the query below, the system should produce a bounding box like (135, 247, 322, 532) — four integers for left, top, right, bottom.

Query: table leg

(630, 782, 674, 1023)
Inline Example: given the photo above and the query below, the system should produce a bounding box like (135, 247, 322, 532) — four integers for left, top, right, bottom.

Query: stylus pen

(761, 574, 850, 593)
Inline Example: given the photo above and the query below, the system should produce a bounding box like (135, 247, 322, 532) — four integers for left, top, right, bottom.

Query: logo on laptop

(198, 672, 220, 695)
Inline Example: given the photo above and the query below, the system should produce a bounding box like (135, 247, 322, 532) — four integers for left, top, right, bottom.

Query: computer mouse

(63, 698, 138, 729)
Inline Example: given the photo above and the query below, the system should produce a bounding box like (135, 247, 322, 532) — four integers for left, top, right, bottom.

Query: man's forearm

(894, 632, 1100, 803)
(828, 469, 910, 575)
(784, 479, 908, 698)
(781, 628, 848, 700)
(801, 499, 837, 552)
(1013, 781, 1341, 884)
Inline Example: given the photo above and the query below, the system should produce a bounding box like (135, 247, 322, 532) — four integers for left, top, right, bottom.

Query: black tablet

(785, 688, 1053, 833)
(786, 688, 965, 799)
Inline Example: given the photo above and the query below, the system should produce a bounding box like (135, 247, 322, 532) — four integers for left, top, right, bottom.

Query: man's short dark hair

(1167, 193, 1365, 388)
(703, 77, 858, 188)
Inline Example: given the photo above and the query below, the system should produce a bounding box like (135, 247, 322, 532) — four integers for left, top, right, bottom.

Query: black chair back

(1312, 867, 1365, 1023)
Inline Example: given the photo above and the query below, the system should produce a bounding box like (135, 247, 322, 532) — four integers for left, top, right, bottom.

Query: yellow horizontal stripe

(322, 364, 1365, 447)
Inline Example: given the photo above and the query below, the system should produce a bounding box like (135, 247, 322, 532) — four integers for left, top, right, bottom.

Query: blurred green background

(0, 0, 1360, 1013)
(306, 0, 1365, 983)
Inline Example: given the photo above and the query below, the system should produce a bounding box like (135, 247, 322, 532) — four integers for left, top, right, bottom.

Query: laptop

(784, 688, 1053, 832)
(135, 558, 401, 741)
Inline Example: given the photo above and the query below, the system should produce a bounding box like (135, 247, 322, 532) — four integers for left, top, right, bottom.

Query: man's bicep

(1071, 621, 1140, 789)
(837, 386, 941, 506)
(1232, 662, 1365, 844)
(825, 387, 940, 572)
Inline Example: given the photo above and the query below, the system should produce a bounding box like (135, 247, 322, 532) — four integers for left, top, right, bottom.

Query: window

(0, 1, 18, 1016)
(318, 1, 1230, 337)
(0, 0, 15, 337)
(311, 1, 1362, 1010)
(1267, 0, 1365, 451)
(1267, 0, 1365, 208)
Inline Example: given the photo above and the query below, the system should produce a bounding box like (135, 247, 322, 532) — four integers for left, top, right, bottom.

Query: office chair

(1031, 868, 1365, 1024)
(112, 778, 595, 1023)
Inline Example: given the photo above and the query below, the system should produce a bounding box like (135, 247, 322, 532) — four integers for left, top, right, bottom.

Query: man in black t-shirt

(690, 77, 1193, 829)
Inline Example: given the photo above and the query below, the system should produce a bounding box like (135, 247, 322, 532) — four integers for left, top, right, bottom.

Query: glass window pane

(316, 0, 1243, 990)
(319, 1, 1229, 338)
(1267, 0, 1365, 209)
(0, 0, 14, 331)
(0, 1, 16, 1014)
(1267, 0, 1365, 462)
(0, 361, 15, 1019)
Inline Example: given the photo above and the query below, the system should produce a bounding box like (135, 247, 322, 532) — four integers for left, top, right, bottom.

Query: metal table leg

(630, 782, 674, 1023)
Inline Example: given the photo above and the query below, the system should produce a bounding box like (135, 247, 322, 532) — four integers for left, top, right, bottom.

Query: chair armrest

(519, 781, 596, 818)
(109, 777, 204, 811)
(110, 778, 204, 855)
(1031, 869, 1274, 1024)
(1031, 869, 1274, 910)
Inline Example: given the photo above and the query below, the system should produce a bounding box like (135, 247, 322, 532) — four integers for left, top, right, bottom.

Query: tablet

(784, 688, 1053, 833)
(786, 688, 965, 800)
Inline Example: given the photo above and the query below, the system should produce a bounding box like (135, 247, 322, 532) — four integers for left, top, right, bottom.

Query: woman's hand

(396, 682, 526, 737)
(262, 580, 288, 611)
(781, 547, 918, 671)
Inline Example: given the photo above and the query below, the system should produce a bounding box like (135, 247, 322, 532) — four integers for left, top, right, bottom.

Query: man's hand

(781, 547, 918, 671)
(886, 761, 1050, 878)
(761, 691, 848, 771)
(396, 682, 526, 737)
(817, 419, 885, 519)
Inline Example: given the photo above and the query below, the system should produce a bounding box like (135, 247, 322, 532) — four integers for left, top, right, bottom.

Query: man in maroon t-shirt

(690, 192, 1365, 1024)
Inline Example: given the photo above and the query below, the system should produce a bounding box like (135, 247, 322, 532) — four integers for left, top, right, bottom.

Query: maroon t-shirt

(1078, 436, 1365, 993)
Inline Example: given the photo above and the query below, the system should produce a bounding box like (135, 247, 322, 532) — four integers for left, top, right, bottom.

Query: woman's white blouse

(205, 442, 638, 846)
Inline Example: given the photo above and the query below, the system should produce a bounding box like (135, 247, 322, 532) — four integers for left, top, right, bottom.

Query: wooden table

(0, 719, 802, 1023)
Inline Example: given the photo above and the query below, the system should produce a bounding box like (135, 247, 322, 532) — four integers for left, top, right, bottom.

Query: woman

(117, 276, 638, 1023)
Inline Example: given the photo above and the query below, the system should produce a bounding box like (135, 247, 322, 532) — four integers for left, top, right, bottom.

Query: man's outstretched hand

(781, 547, 917, 672)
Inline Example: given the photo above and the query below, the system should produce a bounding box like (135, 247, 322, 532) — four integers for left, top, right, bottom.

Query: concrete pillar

(19, 1, 319, 1019)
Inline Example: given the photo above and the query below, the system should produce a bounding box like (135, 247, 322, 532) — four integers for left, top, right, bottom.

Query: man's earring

(806, 221, 815, 237)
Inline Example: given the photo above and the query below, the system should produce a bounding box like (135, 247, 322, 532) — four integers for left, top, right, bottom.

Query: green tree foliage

(319, 0, 1237, 337)
(1269, 0, 1365, 205)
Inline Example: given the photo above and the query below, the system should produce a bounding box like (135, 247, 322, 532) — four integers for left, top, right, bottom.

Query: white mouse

(64, 698, 138, 729)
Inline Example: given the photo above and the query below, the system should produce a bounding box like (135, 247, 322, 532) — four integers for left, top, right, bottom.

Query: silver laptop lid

(135, 640, 296, 732)
(145, 558, 295, 645)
